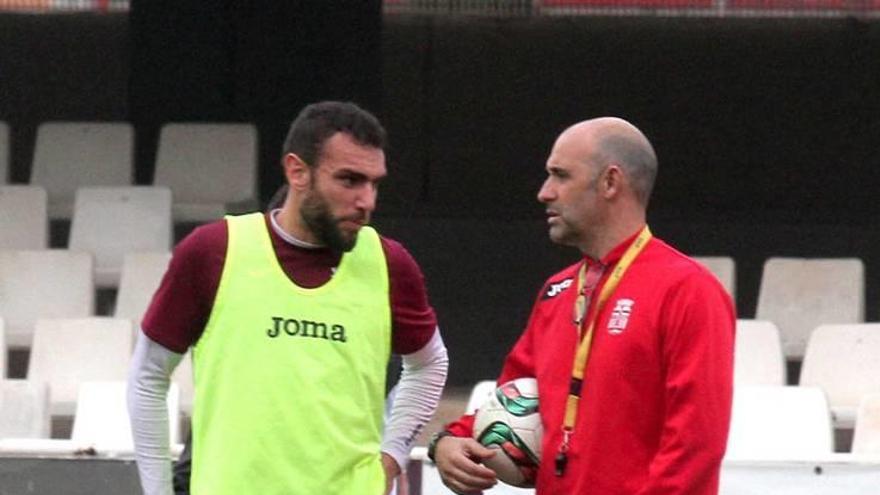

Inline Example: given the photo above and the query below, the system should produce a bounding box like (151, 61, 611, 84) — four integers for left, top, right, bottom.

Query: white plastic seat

(734, 320, 786, 386)
(154, 123, 258, 222)
(693, 256, 735, 301)
(0, 249, 94, 348)
(853, 394, 880, 454)
(30, 122, 134, 219)
(114, 251, 172, 326)
(0, 379, 50, 438)
(71, 381, 180, 453)
(26, 317, 133, 416)
(799, 324, 880, 428)
(0, 185, 48, 250)
(756, 257, 864, 360)
(465, 380, 497, 415)
(0, 121, 9, 183)
(725, 385, 833, 460)
(69, 186, 172, 288)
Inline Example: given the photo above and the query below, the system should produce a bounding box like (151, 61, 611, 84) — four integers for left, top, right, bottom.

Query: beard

(299, 189, 359, 252)
(548, 225, 576, 249)
(547, 212, 588, 250)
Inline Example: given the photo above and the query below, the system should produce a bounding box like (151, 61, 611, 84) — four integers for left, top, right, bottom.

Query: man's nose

(356, 184, 378, 212)
(537, 179, 554, 203)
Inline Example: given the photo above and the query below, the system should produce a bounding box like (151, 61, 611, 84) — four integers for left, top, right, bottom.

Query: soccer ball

(472, 377, 542, 487)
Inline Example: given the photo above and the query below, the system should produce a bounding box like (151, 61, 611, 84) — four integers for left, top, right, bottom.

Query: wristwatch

(427, 430, 455, 463)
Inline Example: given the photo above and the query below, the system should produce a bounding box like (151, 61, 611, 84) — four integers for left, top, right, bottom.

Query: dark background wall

(126, 0, 383, 188)
(1, 9, 879, 384)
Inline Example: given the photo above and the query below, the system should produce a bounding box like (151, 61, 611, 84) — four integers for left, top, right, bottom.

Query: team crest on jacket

(608, 298, 634, 334)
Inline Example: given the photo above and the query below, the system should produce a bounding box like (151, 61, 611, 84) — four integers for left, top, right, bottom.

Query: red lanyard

(555, 226, 652, 477)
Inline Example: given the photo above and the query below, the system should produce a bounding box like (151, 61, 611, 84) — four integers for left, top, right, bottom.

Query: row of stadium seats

(0, 185, 172, 287)
(0, 317, 875, 462)
(2, 196, 857, 359)
(734, 320, 879, 429)
(0, 186, 862, 359)
(0, 247, 194, 434)
(0, 245, 869, 383)
(0, 250, 169, 349)
(687, 258, 876, 430)
(1, 309, 876, 444)
(462, 380, 880, 458)
(416, 384, 880, 495)
(455, 319, 880, 440)
(0, 315, 191, 446)
(0, 253, 876, 481)
(0, 379, 182, 455)
(694, 256, 863, 360)
(0, 120, 258, 223)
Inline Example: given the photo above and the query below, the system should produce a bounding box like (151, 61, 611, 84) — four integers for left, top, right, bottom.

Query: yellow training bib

(191, 213, 391, 495)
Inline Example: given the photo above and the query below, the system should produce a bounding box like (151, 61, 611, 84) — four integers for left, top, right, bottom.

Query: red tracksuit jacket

(447, 234, 735, 495)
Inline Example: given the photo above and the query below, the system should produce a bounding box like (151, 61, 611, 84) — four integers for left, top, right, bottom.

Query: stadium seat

(71, 381, 180, 453)
(693, 256, 735, 301)
(852, 394, 880, 455)
(799, 324, 880, 428)
(114, 251, 171, 327)
(0, 249, 94, 348)
(465, 380, 497, 414)
(725, 385, 833, 460)
(755, 257, 864, 360)
(26, 317, 133, 416)
(0, 120, 8, 183)
(69, 186, 172, 288)
(734, 320, 786, 386)
(154, 123, 258, 223)
(0, 379, 50, 439)
(0, 185, 48, 250)
(29, 122, 134, 219)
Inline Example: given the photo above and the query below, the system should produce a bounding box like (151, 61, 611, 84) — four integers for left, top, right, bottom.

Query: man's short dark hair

(282, 101, 386, 168)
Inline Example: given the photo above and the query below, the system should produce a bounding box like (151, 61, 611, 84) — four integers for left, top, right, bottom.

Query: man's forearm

(127, 331, 183, 495)
(381, 329, 449, 470)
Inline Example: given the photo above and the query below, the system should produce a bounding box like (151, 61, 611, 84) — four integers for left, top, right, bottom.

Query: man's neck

(580, 216, 646, 261)
(270, 209, 324, 249)
(275, 204, 321, 247)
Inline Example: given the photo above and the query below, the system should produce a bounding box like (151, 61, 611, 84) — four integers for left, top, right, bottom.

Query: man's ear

(601, 164, 624, 199)
(283, 153, 311, 191)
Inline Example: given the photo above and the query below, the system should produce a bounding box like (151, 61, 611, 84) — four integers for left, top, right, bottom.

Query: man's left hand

(381, 452, 402, 495)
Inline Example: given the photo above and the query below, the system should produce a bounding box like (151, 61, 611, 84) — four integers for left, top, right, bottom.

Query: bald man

(430, 118, 735, 494)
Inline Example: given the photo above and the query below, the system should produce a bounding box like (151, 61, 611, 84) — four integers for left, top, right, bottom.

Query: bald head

(562, 117, 658, 206)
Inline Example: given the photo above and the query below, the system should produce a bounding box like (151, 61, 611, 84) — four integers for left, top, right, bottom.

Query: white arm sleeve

(381, 328, 449, 470)
(127, 330, 184, 495)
